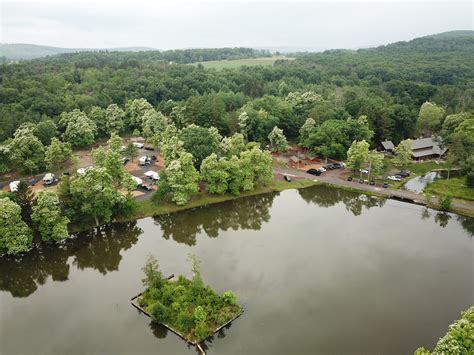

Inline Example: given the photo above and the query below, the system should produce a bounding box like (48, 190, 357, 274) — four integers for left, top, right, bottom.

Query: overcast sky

(1, 0, 473, 50)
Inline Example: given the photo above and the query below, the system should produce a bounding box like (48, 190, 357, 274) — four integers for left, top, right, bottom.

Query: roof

(411, 146, 448, 158)
(412, 137, 438, 150)
(43, 173, 54, 180)
(144, 171, 159, 179)
(381, 140, 394, 150)
(132, 176, 143, 185)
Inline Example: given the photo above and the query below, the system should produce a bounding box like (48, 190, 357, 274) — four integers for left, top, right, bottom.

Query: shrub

(222, 290, 237, 305)
(439, 195, 452, 212)
(466, 173, 474, 188)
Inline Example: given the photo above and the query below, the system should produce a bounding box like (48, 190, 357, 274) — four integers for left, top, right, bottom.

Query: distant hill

(0, 43, 156, 60)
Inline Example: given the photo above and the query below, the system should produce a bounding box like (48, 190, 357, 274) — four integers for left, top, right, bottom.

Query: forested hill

(0, 43, 156, 60)
(0, 31, 472, 145)
(0, 45, 271, 64)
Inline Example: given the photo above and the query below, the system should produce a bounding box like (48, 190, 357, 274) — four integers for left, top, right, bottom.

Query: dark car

(359, 179, 364, 184)
(122, 157, 130, 165)
(332, 162, 343, 169)
(150, 155, 157, 161)
(306, 168, 321, 176)
(144, 145, 154, 151)
(347, 176, 353, 181)
(284, 175, 292, 182)
(140, 183, 153, 191)
(397, 171, 410, 178)
(324, 164, 337, 170)
(369, 180, 375, 185)
(383, 182, 389, 188)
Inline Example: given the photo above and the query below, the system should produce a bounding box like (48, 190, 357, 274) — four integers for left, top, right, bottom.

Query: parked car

(122, 157, 130, 165)
(369, 180, 375, 185)
(359, 179, 364, 184)
(387, 175, 402, 181)
(383, 182, 389, 188)
(284, 175, 292, 182)
(306, 168, 321, 176)
(28, 178, 37, 186)
(132, 142, 144, 149)
(140, 183, 153, 191)
(139, 156, 151, 166)
(319, 167, 327, 172)
(43, 173, 55, 185)
(144, 145, 154, 151)
(360, 169, 369, 174)
(332, 162, 344, 169)
(9, 180, 20, 192)
(347, 176, 353, 181)
(396, 171, 411, 177)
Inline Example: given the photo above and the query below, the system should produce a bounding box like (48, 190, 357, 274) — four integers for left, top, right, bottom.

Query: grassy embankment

(425, 177, 474, 201)
(115, 179, 318, 223)
(190, 57, 294, 69)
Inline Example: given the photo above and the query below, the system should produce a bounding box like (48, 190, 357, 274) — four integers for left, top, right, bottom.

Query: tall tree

(9, 125, 45, 174)
(125, 98, 154, 129)
(392, 139, 413, 170)
(31, 191, 70, 242)
(62, 110, 97, 147)
(0, 198, 33, 254)
(179, 124, 220, 167)
(165, 152, 200, 205)
(346, 140, 370, 176)
(367, 150, 385, 181)
(268, 126, 289, 152)
(105, 104, 125, 135)
(200, 153, 229, 195)
(45, 137, 73, 171)
(11, 181, 36, 226)
(417, 102, 445, 137)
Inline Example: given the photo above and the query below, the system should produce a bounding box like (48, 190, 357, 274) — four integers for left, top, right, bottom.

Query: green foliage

(34, 119, 57, 145)
(139, 256, 242, 343)
(11, 181, 36, 226)
(438, 195, 452, 212)
(8, 125, 45, 174)
(142, 109, 169, 139)
(417, 101, 446, 136)
(179, 124, 220, 167)
(61, 110, 97, 147)
(123, 141, 139, 162)
(105, 104, 125, 135)
(268, 126, 289, 152)
(31, 191, 70, 242)
(0, 198, 33, 254)
(200, 153, 229, 195)
(125, 98, 153, 130)
(66, 167, 126, 225)
(346, 140, 369, 173)
(392, 139, 412, 170)
(415, 306, 473, 355)
(45, 137, 73, 171)
(368, 151, 385, 179)
(165, 152, 200, 205)
(219, 133, 246, 159)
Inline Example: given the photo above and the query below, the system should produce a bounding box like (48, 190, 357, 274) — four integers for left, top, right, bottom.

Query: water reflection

(0, 222, 142, 298)
(298, 185, 386, 215)
(154, 193, 276, 246)
(421, 207, 473, 236)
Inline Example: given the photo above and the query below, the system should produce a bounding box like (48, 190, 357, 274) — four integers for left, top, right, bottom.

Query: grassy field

(190, 57, 294, 69)
(406, 161, 448, 175)
(425, 177, 474, 201)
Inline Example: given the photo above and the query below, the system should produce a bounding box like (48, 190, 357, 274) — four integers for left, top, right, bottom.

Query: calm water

(1, 186, 473, 355)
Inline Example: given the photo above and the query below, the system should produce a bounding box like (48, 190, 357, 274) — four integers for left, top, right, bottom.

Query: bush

(415, 306, 473, 354)
(222, 290, 237, 305)
(466, 173, 474, 188)
(149, 301, 169, 323)
(439, 195, 452, 212)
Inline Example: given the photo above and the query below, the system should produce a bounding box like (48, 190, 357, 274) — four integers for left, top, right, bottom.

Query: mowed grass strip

(425, 177, 474, 201)
(190, 57, 294, 69)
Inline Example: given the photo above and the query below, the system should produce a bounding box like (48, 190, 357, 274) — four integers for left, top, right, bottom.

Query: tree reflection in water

(154, 193, 277, 246)
(298, 185, 386, 216)
(421, 207, 473, 236)
(0, 222, 142, 298)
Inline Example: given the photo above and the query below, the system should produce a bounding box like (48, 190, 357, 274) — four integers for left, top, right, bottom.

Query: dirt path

(274, 166, 474, 215)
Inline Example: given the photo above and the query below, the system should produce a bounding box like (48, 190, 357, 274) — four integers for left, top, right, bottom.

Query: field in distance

(190, 56, 294, 69)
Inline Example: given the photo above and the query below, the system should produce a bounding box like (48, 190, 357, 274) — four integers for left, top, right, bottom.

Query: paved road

(274, 166, 474, 214)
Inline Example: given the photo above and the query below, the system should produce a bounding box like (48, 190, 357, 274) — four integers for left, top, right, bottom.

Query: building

(411, 137, 447, 160)
(381, 140, 395, 152)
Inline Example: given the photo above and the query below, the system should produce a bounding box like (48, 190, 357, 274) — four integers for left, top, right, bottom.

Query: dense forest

(1, 32, 472, 145)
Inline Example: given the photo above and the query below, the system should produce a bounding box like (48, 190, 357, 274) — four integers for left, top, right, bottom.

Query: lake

(1, 186, 473, 354)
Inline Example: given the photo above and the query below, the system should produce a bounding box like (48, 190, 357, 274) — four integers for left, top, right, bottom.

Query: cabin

(411, 137, 447, 161)
(381, 140, 395, 152)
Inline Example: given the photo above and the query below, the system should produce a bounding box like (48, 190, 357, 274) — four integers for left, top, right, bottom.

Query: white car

(360, 169, 369, 174)
(43, 173, 55, 185)
(132, 142, 144, 149)
(318, 167, 327, 172)
(144, 170, 160, 180)
(9, 180, 20, 192)
(387, 175, 402, 182)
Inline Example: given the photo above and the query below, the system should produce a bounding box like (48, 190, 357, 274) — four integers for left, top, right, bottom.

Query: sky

(1, 0, 473, 50)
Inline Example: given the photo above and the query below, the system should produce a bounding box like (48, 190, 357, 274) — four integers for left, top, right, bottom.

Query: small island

(134, 255, 243, 345)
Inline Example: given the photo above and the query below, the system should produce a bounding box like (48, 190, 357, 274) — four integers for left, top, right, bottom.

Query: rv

(43, 173, 55, 185)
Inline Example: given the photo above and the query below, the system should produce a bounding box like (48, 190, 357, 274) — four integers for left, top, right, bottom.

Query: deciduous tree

(392, 139, 412, 170)
(268, 126, 289, 152)
(0, 198, 33, 254)
(31, 191, 70, 242)
(165, 152, 200, 205)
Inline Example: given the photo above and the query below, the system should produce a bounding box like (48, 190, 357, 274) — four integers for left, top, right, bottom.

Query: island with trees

(135, 255, 243, 346)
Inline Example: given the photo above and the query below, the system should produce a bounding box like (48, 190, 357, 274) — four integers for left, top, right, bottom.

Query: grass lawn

(190, 57, 294, 69)
(425, 177, 474, 201)
(406, 161, 448, 175)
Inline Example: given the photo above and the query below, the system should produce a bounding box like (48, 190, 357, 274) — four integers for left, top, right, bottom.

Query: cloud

(1, 1, 472, 49)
